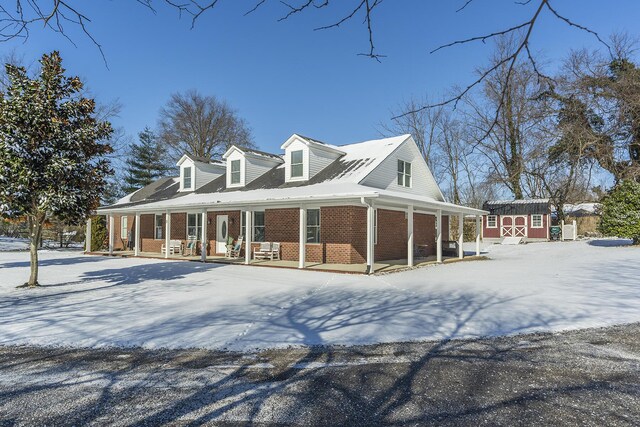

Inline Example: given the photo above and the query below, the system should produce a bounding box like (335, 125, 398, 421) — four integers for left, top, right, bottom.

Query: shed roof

(483, 199, 551, 215)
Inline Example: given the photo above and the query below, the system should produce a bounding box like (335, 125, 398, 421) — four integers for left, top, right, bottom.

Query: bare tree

(0, 1, 610, 100)
(158, 89, 254, 161)
(465, 38, 550, 199)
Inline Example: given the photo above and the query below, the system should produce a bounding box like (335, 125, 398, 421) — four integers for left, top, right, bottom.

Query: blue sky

(3, 0, 639, 155)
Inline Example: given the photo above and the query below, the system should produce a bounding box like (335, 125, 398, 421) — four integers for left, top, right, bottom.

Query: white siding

(194, 163, 225, 190)
(308, 146, 341, 179)
(245, 157, 278, 185)
(361, 138, 444, 201)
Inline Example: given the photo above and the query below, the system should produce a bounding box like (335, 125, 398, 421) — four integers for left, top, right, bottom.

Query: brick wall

(106, 206, 442, 263)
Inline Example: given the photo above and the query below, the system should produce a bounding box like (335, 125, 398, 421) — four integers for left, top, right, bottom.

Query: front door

(216, 215, 228, 254)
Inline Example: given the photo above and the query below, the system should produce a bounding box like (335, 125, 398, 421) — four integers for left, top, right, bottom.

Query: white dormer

(223, 146, 283, 188)
(176, 154, 226, 192)
(280, 134, 345, 183)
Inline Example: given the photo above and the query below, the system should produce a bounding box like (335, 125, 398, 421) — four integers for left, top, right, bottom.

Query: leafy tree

(123, 127, 170, 194)
(598, 180, 640, 245)
(0, 51, 113, 287)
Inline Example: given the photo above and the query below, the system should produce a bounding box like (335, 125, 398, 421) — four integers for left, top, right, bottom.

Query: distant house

(92, 134, 486, 272)
(482, 199, 551, 242)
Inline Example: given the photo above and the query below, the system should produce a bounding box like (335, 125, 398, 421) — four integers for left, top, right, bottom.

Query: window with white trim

(183, 166, 192, 190)
(253, 211, 265, 242)
(187, 213, 202, 238)
(306, 209, 320, 243)
(531, 214, 543, 228)
(397, 160, 412, 187)
(230, 160, 241, 184)
(487, 215, 497, 228)
(121, 217, 128, 239)
(154, 214, 163, 239)
(291, 150, 304, 178)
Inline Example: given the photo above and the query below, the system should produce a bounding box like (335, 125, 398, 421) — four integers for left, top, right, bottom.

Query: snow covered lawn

(0, 239, 638, 351)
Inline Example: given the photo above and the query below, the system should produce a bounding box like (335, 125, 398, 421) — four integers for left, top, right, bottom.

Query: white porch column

(475, 215, 481, 256)
(407, 205, 414, 267)
(165, 211, 171, 259)
(458, 212, 464, 259)
(108, 214, 114, 256)
(561, 219, 565, 241)
(85, 217, 92, 253)
(298, 207, 306, 269)
(436, 209, 442, 263)
(201, 210, 208, 262)
(134, 212, 140, 257)
(245, 210, 253, 265)
(366, 204, 375, 273)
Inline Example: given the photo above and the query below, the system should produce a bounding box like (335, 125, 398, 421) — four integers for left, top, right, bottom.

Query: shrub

(598, 180, 640, 244)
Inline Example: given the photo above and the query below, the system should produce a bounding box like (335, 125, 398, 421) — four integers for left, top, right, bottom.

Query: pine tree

(123, 127, 169, 194)
(598, 180, 640, 245)
(0, 51, 113, 287)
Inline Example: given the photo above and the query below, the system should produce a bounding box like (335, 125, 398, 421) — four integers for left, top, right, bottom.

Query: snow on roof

(485, 198, 550, 205)
(561, 202, 599, 215)
(98, 134, 486, 214)
(100, 181, 485, 215)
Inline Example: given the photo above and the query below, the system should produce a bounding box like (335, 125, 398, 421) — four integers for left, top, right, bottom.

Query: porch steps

(501, 237, 523, 245)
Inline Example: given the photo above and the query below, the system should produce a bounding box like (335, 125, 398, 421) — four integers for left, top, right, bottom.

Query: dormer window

(230, 160, 241, 184)
(291, 150, 304, 178)
(397, 160, 411, 187)
(183, 166, 192, 190)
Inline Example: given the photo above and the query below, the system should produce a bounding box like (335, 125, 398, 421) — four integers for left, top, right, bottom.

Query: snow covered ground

(0, 237, 83, 252)
(0, 239, 638, 351)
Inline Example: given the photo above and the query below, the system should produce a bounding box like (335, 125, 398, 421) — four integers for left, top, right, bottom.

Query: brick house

(93, 134, 486, 272)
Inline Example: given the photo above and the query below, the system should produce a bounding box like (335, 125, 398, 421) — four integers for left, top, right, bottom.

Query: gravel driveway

(1, 323, 639, 426)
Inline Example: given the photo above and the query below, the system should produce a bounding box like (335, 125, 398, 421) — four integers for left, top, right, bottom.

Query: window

(487, 215, 497, 228)
(187, 213, 202, 238)
(253, 211, 265, 242)
(121, 216, 128, 239)
(230, 159, 241, 184)
(397, 160, 412, 187)
(531, 214, 543, 228)
(155, 214, 163, 239)
(306, 209, 320, 243)
(183, 166, 192, 190)
(291, 150, 304, 178)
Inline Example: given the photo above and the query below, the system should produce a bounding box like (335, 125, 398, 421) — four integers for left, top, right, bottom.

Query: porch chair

(161, 239, 183, 256)
(184, 235, 197, 256)
(227, 236, 244, 259)
(253, 242, 272, 260)
(269, 242, 281, 260)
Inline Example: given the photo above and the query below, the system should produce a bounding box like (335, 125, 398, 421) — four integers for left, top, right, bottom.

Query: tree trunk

(20, 215, 44, 288)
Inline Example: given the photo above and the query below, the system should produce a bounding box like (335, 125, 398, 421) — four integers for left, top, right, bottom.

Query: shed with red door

(482, 199, 551, 242)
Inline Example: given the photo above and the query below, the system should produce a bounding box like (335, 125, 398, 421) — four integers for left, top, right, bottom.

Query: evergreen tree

(598, 180, 640, 245)
(0, 51, 113, 287)
(123, 127, 169, 194)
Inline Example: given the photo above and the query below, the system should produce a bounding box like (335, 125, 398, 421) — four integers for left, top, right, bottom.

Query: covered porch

(91, 193, 488, 274)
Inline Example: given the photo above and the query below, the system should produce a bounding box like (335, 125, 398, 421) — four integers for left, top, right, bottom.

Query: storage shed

(482, 199, 551, 242)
